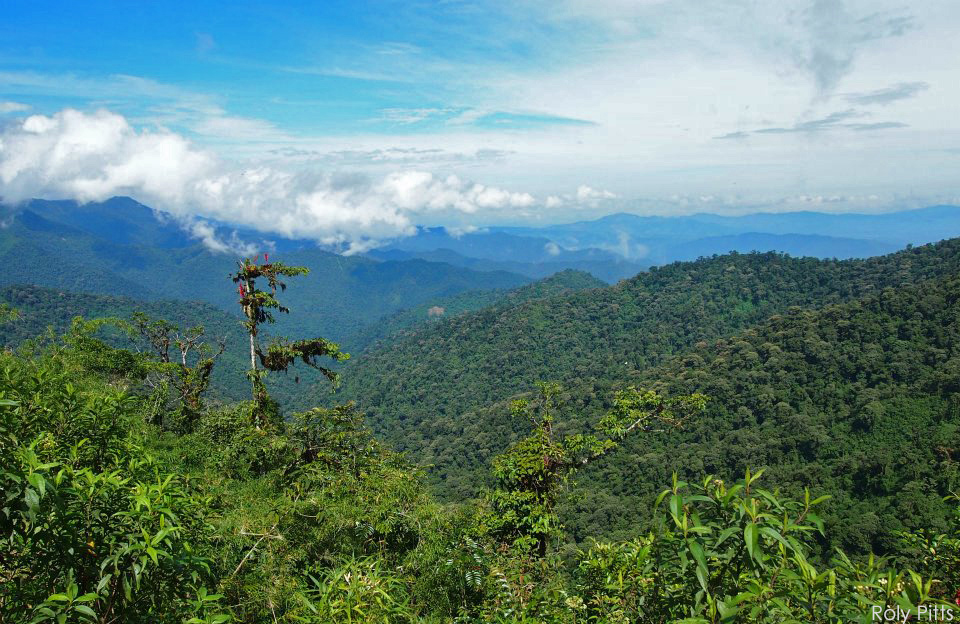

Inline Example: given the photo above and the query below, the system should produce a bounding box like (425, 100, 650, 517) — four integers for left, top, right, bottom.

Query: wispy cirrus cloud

(843, 81, 929, 106)
(277, 65, 411, 83)
(754, 109, 866, 134)
(0, 101, 30, 114)
(845, 121, 908, 131)
(715, 109, 908, 138)
(378, 108, 455, 125)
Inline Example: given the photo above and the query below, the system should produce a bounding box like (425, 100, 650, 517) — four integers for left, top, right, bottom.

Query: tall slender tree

(231, 253, 348, 427)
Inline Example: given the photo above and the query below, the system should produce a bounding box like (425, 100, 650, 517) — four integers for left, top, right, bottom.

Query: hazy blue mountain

(493, 205, 960, 262)
(692, 205, 960, 243)
(385, 227, 562, 262)
(496, 212, 739, 252)
(11, 196, 960, 313)
(9, 197, 325, 252)
(670, 233, 899, 262)
(367, 247, 647, 283)
(15, 197, 196, 248)
(0, 199, 530, 346)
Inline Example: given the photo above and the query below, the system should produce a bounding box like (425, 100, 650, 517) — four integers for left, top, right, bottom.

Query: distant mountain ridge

(669, 232, 898, 261)
(491, 205, 960, 263)
(7, 196, 959, 287)
(367, 246, 646, 283)
(0, 198, 531, 347)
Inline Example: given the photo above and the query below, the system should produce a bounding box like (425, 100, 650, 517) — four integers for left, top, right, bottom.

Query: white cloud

(444, 224, 481, 238)
(187, 219, 259, 255)
(576, 185, 617, 202)
(0, 108, 543, 251)
(0, 101, 30, 114)
(378, 171, 535, 213)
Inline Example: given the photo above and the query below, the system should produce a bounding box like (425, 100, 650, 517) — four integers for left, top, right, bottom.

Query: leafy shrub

(0, 351, 227, 623)
(575, 470, 950, 623)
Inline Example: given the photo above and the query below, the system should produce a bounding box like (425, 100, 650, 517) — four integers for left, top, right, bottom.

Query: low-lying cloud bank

(0, 108, 542, 253)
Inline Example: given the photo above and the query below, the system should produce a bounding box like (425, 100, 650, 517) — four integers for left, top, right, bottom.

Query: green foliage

(3, 333, 958, 622)
(258, 337, 345, 381)
(0, 302, 18, 323)
(334, 243, 960, 559)
(580, 274, 960, 557)
(0, 350, 228, 623)
(129, 311, 225, 432)
(297, 556, 416, 623)
(60, 316, 153, 383)
(0, 272, 598, 414)
(349, 269, 607, 355)
(575, 471, 950, 623)
(6, 248, 960, 623)
(896, 492, 960, 602)
(480, 383, 706, 558)
(0, 283, 330, 409)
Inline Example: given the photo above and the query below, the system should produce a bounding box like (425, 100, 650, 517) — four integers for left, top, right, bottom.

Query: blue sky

(1, 2, 594, 134)
(1, 1, 959, 248)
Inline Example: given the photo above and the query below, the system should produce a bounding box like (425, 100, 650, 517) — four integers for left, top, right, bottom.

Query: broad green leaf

(688, 538, 709, 575)
(744, 522, 760, 563)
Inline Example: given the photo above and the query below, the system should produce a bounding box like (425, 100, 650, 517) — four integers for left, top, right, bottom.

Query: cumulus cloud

(379, 170, 535, 212)
(540, 187, 616, 209)
(576, 185, 617, 201)
(0, 108, 542, 252)
(187, 219, 260, 255)
(444, 225, 481, 238)
(545, 195, 564, 208)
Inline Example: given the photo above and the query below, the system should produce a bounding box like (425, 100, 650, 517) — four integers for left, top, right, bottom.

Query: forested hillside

(3, 284, 958, 622)
(346, 269, 606, 354)
(0, 270, 606, 409)
(339, 240, 960, 477)
(421, 271, 960, 558)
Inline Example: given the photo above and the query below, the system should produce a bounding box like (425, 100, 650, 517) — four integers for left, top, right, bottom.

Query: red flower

(955, 588, 960, 607)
